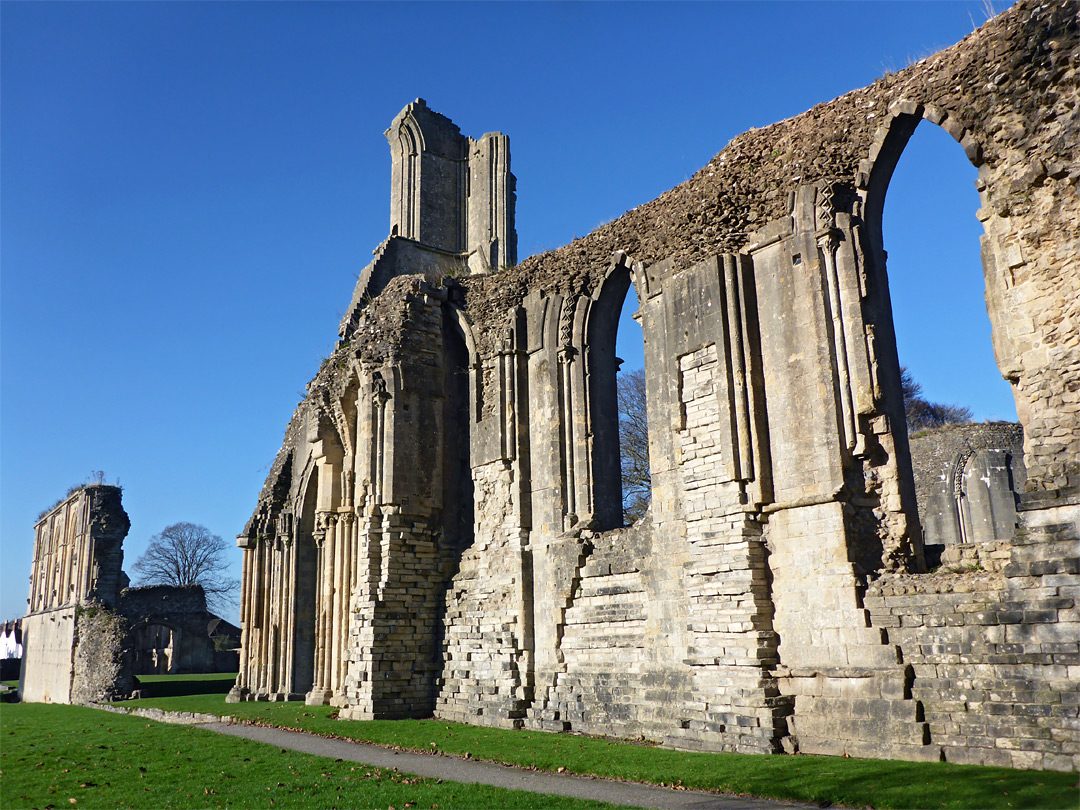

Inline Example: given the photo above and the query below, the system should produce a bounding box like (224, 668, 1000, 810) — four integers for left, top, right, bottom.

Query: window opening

(615, 281, 650, 525)
(883, 122, 1016, 425)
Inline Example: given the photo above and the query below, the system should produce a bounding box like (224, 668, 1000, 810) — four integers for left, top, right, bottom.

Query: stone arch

(130, 619, 179, 675)
(859, 99, 1019, 401)
(857, 99, 1032, 510)
(392, 113, 424, 240)
(441, 301, 476, 550)
(584, 251, 646, 530)
(291, 470, 319, 695)
(443, 302, 482, 423)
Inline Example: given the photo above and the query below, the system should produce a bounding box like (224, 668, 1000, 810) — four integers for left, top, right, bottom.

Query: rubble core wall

(71, 604, 132, 704)
(237, 0, 1078, 772)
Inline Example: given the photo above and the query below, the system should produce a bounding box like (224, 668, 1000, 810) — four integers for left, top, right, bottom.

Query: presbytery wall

(235, 0, 1078, 771)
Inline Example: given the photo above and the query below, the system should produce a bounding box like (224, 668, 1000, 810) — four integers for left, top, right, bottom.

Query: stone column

(557, 346, 578, 528)
(307, 514, 334, 706)
(329, 514, 344, 696)
(283, 535, 297, 697)
(259, 541, 273, 696)
(335, 512, 354, 695)
(227, 540, 253, 702)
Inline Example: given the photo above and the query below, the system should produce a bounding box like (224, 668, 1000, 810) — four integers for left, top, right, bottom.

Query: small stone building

(235, 1, 1077, 772)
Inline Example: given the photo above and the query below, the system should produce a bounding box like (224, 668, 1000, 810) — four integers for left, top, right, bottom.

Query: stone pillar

(227, 540, 252, 702)
(307, 517, 333, 706)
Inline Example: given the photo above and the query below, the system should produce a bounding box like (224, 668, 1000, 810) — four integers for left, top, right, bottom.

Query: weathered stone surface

(21, 485, 130, 704)
(236, 0, 1079, 773)
(909, 423, 1026, 564)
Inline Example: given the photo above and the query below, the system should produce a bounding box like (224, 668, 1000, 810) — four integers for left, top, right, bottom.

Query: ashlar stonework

(21, 485, 130, 704)
(233, 1, 1079, 772)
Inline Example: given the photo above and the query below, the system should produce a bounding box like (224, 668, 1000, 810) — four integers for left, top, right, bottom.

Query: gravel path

(205, 721, 811, 810)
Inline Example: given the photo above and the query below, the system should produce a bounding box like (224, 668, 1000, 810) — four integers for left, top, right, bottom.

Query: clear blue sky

(1, 1, 1016, 624)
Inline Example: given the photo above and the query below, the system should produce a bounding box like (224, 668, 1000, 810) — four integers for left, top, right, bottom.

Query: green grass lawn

(113, 675, 1079, 810)
(133, 672, 238, 699)
(0, 703, 626, 810)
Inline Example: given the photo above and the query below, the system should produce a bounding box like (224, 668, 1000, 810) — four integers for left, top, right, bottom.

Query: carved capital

(372, 372, 391, 403)
(314, 511, 337, 535)
(817, 230, 840, 254)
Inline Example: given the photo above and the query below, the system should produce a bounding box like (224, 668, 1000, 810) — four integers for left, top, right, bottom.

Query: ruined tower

(387, 98, 516, 273)
(337, 99, 516, 343)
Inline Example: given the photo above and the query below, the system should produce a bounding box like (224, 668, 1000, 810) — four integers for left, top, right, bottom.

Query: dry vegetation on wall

(459, 0, 1076, 351)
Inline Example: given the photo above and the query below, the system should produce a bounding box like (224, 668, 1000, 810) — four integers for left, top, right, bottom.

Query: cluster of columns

(236, 531, 294, 698)
(308, 509, 358, 705)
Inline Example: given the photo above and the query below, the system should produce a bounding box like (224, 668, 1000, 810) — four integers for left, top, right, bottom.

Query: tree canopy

(618, 368, 651, 525)
(900, 366, 974, 431)
(131, 522, 238, 611)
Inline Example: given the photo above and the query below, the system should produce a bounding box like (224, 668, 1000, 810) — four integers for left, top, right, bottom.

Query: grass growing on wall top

(112, 676, 1078, 810)
(0, 703, 626, 810)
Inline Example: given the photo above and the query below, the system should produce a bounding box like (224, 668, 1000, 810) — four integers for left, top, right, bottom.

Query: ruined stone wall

(866, 522, 1079, 771)
(121, 585, 236, 675)
(21, 486, 131, 704)
(909, 423, 1026, 557)
(71, 603, 132, 704)
(237, 0, 1078, 772)
(20, 608, 78, 704)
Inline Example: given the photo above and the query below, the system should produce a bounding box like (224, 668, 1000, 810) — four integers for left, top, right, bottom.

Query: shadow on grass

(135, 672, 237, 698)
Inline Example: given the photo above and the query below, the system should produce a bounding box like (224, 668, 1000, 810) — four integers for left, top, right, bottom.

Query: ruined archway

(585, 253, 651, 530)
(857, 101, 1057, 557)
(861, 102, 1022, 471)
(585, 259, 634, 530)
(291, 471, 319, 696)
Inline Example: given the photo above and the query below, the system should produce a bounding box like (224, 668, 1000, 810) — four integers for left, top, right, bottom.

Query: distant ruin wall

(909, 423, 1026, 563)
(20, 487, 237, 701)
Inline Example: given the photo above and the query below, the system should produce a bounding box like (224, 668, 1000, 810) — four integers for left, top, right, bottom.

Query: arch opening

(291, 473, 318, 694)
(131, 621, 178, 675)
(587, 263, 650, 529)
(882, 121, 1017, 425)
(865, 112, 1023, 564)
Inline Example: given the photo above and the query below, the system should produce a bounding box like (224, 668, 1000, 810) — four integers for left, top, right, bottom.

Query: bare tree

(131, 523, 238, 611)
(618, 368, 651, 524)
(900, 366, 974, 431)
